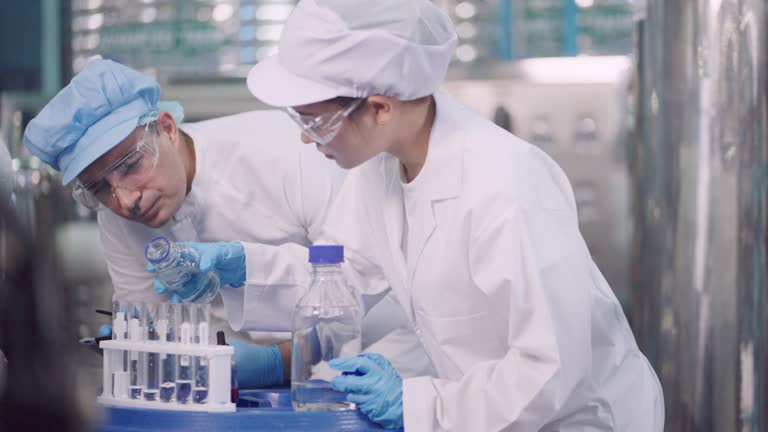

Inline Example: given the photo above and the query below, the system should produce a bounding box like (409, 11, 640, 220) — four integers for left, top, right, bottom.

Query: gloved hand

(230, 340, 284, 388)
(329, 353, 404, 429)
(98, 324, 112, 337)
(149, 241, 246, 303)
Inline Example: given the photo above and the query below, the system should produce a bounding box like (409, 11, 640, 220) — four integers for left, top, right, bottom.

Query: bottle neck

(311, 263, 343, 276)
(153, 242, 180, 271)
(304, 263, 355, 306)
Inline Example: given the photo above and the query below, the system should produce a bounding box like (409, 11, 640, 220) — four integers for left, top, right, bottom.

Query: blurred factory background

(0, 1, 766, 431)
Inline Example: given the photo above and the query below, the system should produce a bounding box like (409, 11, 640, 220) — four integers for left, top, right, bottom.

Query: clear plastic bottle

(144, 236, 220, 304)
(291, 245, 362, 412)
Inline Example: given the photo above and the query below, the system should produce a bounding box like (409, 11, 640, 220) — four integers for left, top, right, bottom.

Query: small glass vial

(142, 303, 161, 401)
(144, 236, 220, 304)
(291, 245, 362, 412)
(158, 303, 177, 402)
(176, 304, 194, 404)
(193, 304, 210, 404)
(111, 301, 129, 399)
(127, 303, 143, 400)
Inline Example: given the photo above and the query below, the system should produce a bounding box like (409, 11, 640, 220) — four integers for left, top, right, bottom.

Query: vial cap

(308, 245, 344, 264)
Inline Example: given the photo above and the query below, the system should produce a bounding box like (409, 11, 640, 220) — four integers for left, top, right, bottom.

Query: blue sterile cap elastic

(309, 245, 344, 264)
(23, 59, 161, 185)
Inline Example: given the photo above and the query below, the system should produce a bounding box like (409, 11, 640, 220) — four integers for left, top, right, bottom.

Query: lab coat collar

(171, 124, 207, 227)
(374, 92, 467, 323)
(378, 91, 464, 202)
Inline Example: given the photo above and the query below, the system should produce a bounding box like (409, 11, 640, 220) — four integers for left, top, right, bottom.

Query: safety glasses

(72, 123, 160, 211)
(286, 98, 364, 145)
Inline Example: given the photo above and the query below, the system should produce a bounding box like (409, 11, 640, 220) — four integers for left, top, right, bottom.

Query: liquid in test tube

(158, 303, 176, 402)
(193, 304, 210, 404)
(176, 305, 193, 404)
(127, 304, 143, 400)
(111, 301, 129, 399)
(143, 303, 160, 401)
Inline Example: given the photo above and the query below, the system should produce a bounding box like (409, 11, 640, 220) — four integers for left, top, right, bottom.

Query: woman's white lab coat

(97, 110, 434, 379)
(221, 94, 664, 431)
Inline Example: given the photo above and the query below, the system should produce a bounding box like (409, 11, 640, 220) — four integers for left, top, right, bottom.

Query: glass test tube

(127, 303, 144, 399)
(142, 303, 160, 401)
(176, 304, 193, 404)
(158, 303, 177, 402)
(193, 304, 210, 404)
(111, 301, 129, 399)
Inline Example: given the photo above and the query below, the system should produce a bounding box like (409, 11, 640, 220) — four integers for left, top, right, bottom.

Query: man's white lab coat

(98, 110, 434, 378)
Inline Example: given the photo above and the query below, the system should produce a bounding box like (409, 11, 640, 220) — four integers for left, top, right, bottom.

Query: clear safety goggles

(72, 122, 160, 211)
(286, 98, 365, 145)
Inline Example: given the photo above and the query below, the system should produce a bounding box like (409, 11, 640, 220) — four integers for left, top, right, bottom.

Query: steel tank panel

(631, 1, 768, 430)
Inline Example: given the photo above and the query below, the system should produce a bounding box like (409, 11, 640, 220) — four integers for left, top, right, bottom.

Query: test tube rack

(98, 339, 236, 412)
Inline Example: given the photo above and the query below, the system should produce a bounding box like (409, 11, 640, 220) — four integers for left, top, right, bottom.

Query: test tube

(193, 304, 210, 404)
(218, 331, 239, 403)
(158, 303, 177, 402)
(143, 303, 160, 401)
(127, 303, 144, 399)
(176, 304, 193, 404)
(111, 301, 129, 399)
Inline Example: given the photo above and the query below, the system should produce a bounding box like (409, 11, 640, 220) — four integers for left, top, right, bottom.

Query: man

(23, 59, 433, 387)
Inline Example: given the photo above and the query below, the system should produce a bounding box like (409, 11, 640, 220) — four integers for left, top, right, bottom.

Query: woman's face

(293, 98, 395, 169)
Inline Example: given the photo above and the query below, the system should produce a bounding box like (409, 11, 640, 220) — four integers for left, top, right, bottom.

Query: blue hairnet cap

(23, 59, 160, 184)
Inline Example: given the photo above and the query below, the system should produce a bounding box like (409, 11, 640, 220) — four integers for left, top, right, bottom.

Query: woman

(192, 0, 664, 429)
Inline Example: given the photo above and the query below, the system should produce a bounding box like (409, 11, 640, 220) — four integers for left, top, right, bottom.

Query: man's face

(77, 122, 188, 228)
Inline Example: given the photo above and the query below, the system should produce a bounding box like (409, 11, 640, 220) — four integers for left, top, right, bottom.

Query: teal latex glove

(329, 353, 404, 429)
(230, 340, 284, 388)
(98, 324, 112, 337)
(149, 241, 246, 303)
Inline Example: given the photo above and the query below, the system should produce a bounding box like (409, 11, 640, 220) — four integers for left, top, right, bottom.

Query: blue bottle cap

(308, 245, 344, 264)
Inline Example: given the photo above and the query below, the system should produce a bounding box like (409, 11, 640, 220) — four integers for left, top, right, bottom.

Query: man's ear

(155, 111, 179, 146)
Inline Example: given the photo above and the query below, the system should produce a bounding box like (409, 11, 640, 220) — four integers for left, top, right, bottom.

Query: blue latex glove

(148, 241, 246, 303)
(329, 353, 404, 429)
(98, 324, 112, 337)
(230, 340, 284, 388)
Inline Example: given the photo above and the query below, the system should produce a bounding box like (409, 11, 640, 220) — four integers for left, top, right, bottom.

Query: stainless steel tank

(631, 1, 768, 430)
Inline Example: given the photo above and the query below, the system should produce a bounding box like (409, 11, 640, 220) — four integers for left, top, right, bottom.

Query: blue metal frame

(560, 0, 579, 56)
(495, 0, 514, 60)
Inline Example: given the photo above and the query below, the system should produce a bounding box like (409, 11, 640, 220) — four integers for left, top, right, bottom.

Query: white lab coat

(221, 94, 664, 431)
(98, 110, 434, 379)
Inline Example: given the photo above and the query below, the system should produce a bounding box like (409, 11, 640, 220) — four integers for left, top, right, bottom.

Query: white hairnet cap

(247, 0, 457, 107)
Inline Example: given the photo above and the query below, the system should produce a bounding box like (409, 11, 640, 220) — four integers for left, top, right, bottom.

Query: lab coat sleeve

(402, 207, 593, 431)
(221, 240, 390, 332)
(221, 169, 390, 333)
(97, 212, 161, 303)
